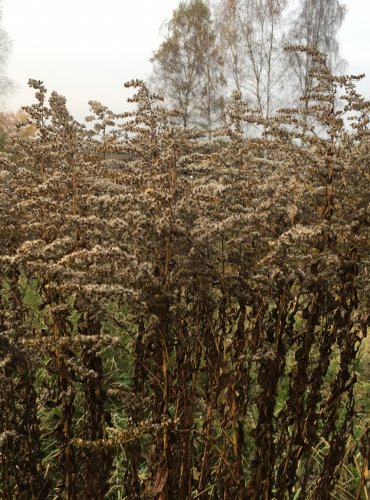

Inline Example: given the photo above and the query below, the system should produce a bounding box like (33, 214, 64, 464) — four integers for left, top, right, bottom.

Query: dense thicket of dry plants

(0, 48, 369, 499)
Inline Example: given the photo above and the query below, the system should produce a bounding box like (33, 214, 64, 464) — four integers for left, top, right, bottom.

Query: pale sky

(3, 0, 370, 121)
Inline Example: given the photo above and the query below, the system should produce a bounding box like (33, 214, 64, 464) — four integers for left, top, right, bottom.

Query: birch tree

(151, 0, 225, 130)
(215, 0, 288, 118)
(0, 2, 12, 103)
(286, 0, 346, 105)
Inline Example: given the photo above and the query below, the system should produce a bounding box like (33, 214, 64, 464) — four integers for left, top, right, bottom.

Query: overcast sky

(3, 0, 370, 121)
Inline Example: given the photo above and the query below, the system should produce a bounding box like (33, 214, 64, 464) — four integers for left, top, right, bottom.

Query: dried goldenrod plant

(0, 48, 369, 499)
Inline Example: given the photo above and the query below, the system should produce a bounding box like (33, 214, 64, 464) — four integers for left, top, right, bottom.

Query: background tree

(151, 0, 225, 130)
(214, 0, 246, 97)
(196, 17, 226, 135)
(215, 0, 288, 118)
(0, 1, 12, 104)
(286, 0, 346, 107)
